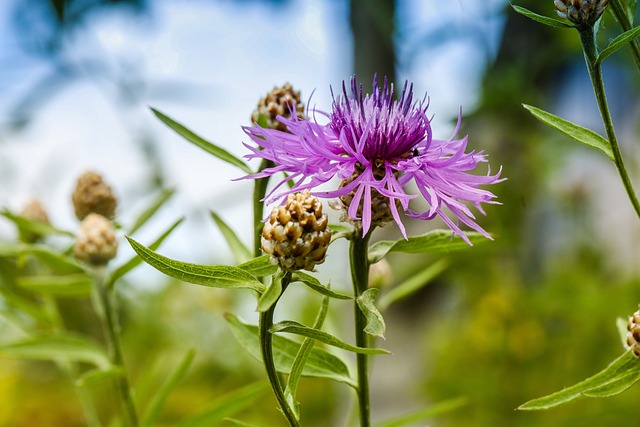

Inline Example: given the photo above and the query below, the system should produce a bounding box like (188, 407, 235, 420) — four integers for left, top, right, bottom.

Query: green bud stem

(349, 229, 373, 427)
(92, 268, 139, 427)
(579, 25, 640, 220)
(258, 271, 299, 427)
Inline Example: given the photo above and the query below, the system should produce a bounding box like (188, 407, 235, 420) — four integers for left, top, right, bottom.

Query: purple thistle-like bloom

(242, 76, 504, 243)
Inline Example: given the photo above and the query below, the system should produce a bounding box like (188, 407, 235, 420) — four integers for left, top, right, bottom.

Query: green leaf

(329, 224, 353, 242)
(518, 351, 640, 410)
(178, 381, 267, 427)
(151, 108, 252, 174)
(0, 334, 110, 369)
(291, 271, 352, 300)
(0, 210, 74, 238)
(223, 419, 262, 427)
(26, 245, 86, 274)
(357, 288, 385, 339)
(285, 293, 331, 419)
(210, 212, 252, 264)
(256, 273, 282, 312)
(128, 188, 176, 235)
(237, 256, 278, 278)
(270, 321, 389, 355)
(375, 397, 468, 427)
(142, 349, 195, 427)
(224, 313, 355, 387)
(511, 4, 573, 28)
(76, 367, 125, 387)
(0, 286, 51, 323)
(378, 259, 450, 311)
(16, 274, 93, 297)
(597, 26, 640, 64)
(368, 230, 487, 264)
(522, 104, 614, 161)
(126, 237, 264, 293)
(108, 219, 184, 287)
(0, 243, 24, 257)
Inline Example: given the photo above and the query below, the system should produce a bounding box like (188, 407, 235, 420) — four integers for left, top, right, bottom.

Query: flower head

(554, 0, 609, 29)
(72, 171, 117, 220)
(243, 76, 503, 243)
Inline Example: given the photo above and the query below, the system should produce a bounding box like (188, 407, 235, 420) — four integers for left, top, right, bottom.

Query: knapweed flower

(243, 76, 503, 243)
(554, 0, 609, 28)
(626, 305, 640, 358)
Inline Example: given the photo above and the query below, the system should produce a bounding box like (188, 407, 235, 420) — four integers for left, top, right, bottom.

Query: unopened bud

(251, 83, 306, 132)
(626, 305, 640, 358)
(554, 0, 609, 28)
(72, 171, 117, 220)
(18, 198, 50, 243)
(74, 213, 118, 266)
(262, 190, 331, 271)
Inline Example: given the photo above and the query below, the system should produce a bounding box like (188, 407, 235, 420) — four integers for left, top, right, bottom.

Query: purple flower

(242, 76, 504, 243)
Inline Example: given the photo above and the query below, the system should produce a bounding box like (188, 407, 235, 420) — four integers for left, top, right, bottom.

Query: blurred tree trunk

(350, 0, 396, 84)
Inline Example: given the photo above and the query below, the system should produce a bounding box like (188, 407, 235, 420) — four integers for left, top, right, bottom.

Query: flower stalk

(578, 26, 640, 219)
(349, 228, 373, 427)
(258, 272, 299, 427)
(92, 268, 139, 427)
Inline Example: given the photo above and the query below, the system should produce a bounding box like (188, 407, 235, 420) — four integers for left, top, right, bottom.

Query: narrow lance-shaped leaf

(178, 381, 268, 427)
(126, 237, 264, 293)
(225, 313, 355, 387)
(151, 108, 252, 174)
(76, 367, 125, 387)
(375, 397, 468, 427)
(0, 334, 111, 369)
(237, 255, 278, 278)
(108, 218, 184, 287)
(17, 274, 93, 297)
(369, 230, 487, 264)
(617, 317, 631, 349)
(597, 26, 640, 64)
(223, 419, 262, 427)
(285, 292, 331, 419)
(518, 350, 640, 410)
(378, 258, 450, 311)
(270, 321, 390, 355)
(210, 211, 252, 264)
(142, 349, 195, 427)
(0, 210, 74, 238)
(511, 4, 573, 28)
(523, 104, 614, 161)
(26, 245, 86, 274)
(329, 224, 353, 242)
(291, 271, 353, 300)
(128, 188, 176, 235)
(256, 273, 282, 312)
(357, 288, 386, 339)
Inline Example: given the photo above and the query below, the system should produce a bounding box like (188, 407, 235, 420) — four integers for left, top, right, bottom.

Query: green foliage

(224, 313, 356, 387)
(16, 273, 93, 297)
(237, 255, 279, 277)
(519, 351, 640, 410)
(291, 271, 352, 300)
(0, 209, 74, 238)
(210, 212, 252, 264)
(597, 26, 640, 64)
(356, 288, 385, 339)
(375, 397, 468, 427)
(522, 104, 614, 160)
(128, 188, 176, 235)
(270, 320, 389, 355)
(368, 230, 487, 263)
(151, 108, 252, 174)
(256, 273, 282, 312)
(126, 237, 265, 293)
(510, 4, 573, 29)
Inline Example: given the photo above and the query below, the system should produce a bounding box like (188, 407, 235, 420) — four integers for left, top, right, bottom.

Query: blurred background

(1, 0, 640, 425)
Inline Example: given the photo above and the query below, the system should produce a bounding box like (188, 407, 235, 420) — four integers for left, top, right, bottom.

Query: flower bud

(554, 0, 609, 28)
(626, 305, 640, 358)
(72, 171, 117, 220)
(251, 83, 306, 132)
(74, 213, 118, 266)
(262, 190, 331, 271)
(19, 198, 50, 243)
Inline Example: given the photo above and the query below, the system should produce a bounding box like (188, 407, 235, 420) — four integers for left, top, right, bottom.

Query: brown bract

(251, 83, 306, 132)
(74, 213, 118, 266)
(72, 171, 117, 220)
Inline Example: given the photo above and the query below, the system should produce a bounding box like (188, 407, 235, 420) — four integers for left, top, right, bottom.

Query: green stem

(259, 272, 299, 427)
(608, 0, 640, 73)
(349, 229, 373, 427)
(253, 159, 274, 258)
(93, 269, 139, 427)
(579, 27, 640, 220)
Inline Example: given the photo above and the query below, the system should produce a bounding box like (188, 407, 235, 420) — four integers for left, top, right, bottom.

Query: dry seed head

(72, 171, 117, 220)
(554, 0, 609, 28)
(261, 190, 331, 271)
(74, 213, 118, 266)
(18, 198, 50, 243)
(251, 83, 306, 132)
(626, 305, 640, 358)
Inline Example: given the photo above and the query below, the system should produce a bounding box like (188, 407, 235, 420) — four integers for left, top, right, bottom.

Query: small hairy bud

(554, 0, 609, 28)
(262, 190, 331, 271)
(626, 305, 640, 358)
(251, 83, 306, 132)
(72, 171, 117, 220)
(19, 198, 50, 243)
(74, 213, 118, 266)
